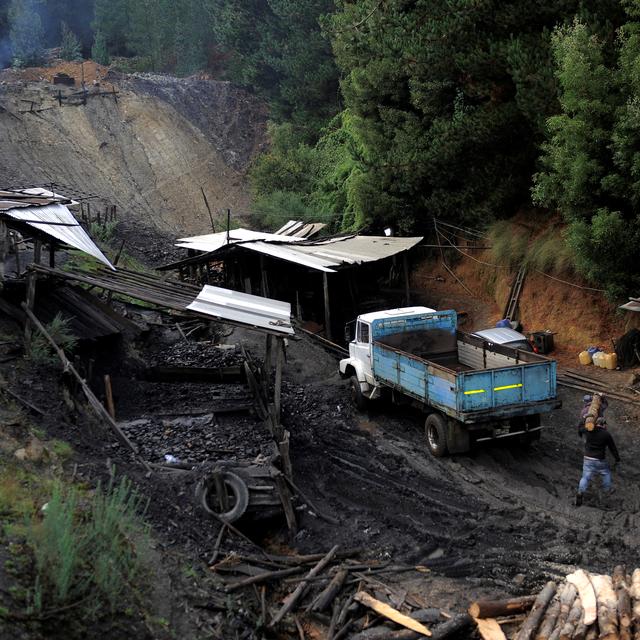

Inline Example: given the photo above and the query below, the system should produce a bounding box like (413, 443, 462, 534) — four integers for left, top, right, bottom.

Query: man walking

(576, 416, 620, 506)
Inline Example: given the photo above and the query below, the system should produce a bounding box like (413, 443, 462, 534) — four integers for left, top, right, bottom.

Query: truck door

(354, 320, 373, 382)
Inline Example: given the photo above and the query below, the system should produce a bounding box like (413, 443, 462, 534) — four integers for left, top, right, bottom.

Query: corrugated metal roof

(4, 203, 114, 269)
(187, 285, 294, 335)
(175, 230, 423, 272)
(274, 220, 326, 238)
(619, 300, 640, 312)
(0, 187, 77, 211)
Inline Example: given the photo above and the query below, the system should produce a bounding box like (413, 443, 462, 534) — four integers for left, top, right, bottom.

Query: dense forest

(1, 0, 639, 297)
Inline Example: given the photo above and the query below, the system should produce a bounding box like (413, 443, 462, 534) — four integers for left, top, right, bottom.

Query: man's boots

(575, 492, 583, 506)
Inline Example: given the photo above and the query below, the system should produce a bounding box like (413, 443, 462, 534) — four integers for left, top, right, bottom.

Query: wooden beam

(260, 254, 269, 297)
(103, 374, 116, 419)
(323, 271, 332, 341)
(274, 336, 284, 424)
(403, 252, 411, 305)
(24, 239, 42, 348)
(0, 220, 6, 289)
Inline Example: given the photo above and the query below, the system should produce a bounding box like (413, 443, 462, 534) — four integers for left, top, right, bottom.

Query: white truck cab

(339, 307, 436, 406)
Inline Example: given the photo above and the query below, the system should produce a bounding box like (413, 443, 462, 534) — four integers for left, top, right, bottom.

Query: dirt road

(258, 329, 640, 607)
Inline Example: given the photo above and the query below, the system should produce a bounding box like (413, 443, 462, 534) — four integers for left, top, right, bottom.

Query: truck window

(357, 322, 370, 343)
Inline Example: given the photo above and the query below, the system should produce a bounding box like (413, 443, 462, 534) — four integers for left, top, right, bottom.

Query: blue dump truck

(339, 307, 561, 456)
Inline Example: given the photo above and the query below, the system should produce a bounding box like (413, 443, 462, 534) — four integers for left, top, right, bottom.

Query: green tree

(60, 20, 81, 60)
(208, 0, 338, 139)
(92, 0, 128, 56)
(91, 28, 109, 64)
(9, 0, 44, 67)
(533, 14, 640, 296)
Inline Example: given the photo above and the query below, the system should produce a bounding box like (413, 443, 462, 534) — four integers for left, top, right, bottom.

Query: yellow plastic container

(579, 351, 592, 365)
(604, 352, 617, 370)
(592, 351, 605, 368)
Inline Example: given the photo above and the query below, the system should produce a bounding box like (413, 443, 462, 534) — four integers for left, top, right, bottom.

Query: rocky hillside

(0, 62, 267, 234)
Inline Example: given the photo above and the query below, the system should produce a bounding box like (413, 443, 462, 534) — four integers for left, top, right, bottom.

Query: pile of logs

(212, 544, 474, 639)
(511, 566, 640, 640)
(557, 369, 640, 407)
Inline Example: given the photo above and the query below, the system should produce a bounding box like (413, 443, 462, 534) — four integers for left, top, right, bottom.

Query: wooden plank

(274, 336, 284, 423)
(474, 617, 507, 640)
(323, 271, 332, 341)
(353, 591, 432, 636)
(24, 239, 41, 347)
(103, 374, 115, 419)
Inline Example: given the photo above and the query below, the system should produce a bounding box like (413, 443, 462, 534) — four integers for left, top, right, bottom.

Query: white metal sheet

(187, 285, 294, 335)
(5, 203, 114, 269)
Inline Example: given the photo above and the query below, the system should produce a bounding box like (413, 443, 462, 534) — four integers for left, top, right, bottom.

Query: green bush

(26, 476, 149, 616)
(27, 313, 77, 364)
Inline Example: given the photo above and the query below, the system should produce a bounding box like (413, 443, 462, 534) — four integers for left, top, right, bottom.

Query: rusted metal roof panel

(187, 285, 294, 335)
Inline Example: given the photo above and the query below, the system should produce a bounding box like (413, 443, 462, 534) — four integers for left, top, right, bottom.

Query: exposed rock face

(0, 70, 268, 234)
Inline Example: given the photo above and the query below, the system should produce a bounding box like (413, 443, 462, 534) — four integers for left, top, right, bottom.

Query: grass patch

(26, 313, 77, 365)
(50, 440, 74, 460)
(488, 220, 576, 275)
(89, 221, 118, 244)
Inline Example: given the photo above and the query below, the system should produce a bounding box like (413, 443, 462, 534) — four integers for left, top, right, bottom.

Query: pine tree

(9, 0, 44, 67)
(91, 29, 109, 65)
(60, 20, 81, 60)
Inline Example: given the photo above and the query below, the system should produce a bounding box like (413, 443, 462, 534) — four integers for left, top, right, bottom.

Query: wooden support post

(24, 239, 42, 348)
(260, 254, 269, 297)
(274, 473, 297, 538)
(274, 337, 284, 424)
(263, 334, 273, 396)
(49, 242, 55, 268)
(0, 220, 6, 289)
(323, 272, 332, 341)
(296, 290, 302, 320)
(12, 233, 21, 277)
(403, 252, 411, 306)
(87, 202, 91, 223)
(103, 374, 116, 419)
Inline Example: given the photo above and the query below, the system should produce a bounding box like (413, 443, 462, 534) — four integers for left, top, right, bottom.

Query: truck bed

(371, 311, 559, 423)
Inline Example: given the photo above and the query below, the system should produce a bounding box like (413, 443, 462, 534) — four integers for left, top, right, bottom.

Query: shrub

(27, 313, 77, 364)
(26, 476, 149, 616)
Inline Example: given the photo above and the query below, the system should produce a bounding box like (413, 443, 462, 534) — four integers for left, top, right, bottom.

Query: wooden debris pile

(211, 545, 474, 639)
(486, 565, 640, 640)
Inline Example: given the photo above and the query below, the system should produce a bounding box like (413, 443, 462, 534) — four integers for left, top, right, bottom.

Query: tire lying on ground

(425, 412, 448, 457)
(196, 471, 250, 523)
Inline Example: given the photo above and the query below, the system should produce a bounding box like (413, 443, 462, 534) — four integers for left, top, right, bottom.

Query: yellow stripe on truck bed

(463, 389, 486, 395)
(493, 383, 523, 391)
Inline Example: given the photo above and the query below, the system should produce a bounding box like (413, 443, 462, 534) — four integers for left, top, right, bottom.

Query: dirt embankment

(411, 254, 640, 366)
(0, 61, 268, 235)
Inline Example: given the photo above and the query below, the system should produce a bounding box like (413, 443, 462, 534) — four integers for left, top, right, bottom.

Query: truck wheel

(350, 375, 368, 411)
(425, 413, 448, 457)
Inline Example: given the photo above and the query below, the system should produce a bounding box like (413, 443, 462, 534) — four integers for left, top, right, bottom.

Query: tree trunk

(590, 574, 618, 640)
(534, 591, 560, 640)
(469, 596, 536, 619)
(629, 568, 640, 640)
(516, 581, 557, 640)
(613, 565, 632, 640)
(549, 584, 577, 640)
(559, 597, 582, 640)
(567, 569, 597, 626)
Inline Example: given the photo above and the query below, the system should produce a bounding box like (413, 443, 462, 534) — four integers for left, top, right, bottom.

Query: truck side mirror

(344, 322, 354, 343)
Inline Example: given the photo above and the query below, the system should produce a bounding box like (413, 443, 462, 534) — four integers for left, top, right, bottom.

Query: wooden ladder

(503, 265, 527, 321)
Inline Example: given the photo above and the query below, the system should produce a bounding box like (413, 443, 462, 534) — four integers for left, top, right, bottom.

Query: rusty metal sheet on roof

(176, 228, 305, 253)
(186, 285, 294, 335)
(4, 203, 114, 269)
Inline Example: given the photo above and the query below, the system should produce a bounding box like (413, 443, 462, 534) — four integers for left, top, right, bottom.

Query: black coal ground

(26, 315, 640, 616)
(223, 327, 640, 608)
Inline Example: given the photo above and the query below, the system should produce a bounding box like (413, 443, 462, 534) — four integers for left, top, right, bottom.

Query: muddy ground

(2, 294, 640, 638)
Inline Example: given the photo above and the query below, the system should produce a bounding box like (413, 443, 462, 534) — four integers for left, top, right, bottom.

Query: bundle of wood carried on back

(468, 565, 640, 640)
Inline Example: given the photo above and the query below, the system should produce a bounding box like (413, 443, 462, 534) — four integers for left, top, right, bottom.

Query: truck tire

(425, 413, 448, 457)
(198, 471, 250, 523)
(350, 375, 367, 411)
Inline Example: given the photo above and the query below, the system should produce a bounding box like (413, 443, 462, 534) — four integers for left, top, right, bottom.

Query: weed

(488, 221, 528, 268)
(50, 440, 74, 460)
(26, 313, 77, 365)
(23, 475, 149, 616)
(89, 221, 118, 244)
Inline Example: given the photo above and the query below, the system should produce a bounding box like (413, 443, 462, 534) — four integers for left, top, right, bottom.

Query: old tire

(200, 471, 250, 523)
(425, 413, 448, 457)
(350, 375, 367, 411)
